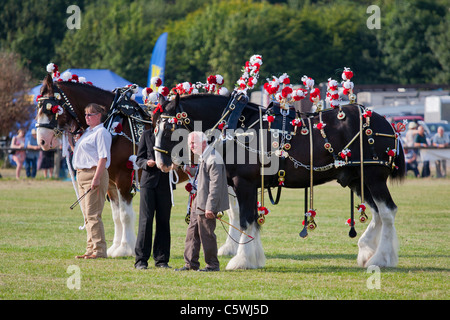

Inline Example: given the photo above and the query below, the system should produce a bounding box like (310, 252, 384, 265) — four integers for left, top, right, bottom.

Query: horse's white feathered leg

(364, 201, 398, 267)
(218, 187, 240, 256)
(226, 222, 265, 270)
(357, 204, 381, 267)
(113, 193, 136, 257)
(107, 196, 122, 257)
(108, 190, 136, 258)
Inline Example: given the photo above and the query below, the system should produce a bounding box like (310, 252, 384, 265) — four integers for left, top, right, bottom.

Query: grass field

(0, 168, 449, 300)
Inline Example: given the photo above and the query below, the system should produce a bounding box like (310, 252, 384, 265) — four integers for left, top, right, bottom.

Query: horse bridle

(153, 103, 193, 156)
(35, 86, 84, 137)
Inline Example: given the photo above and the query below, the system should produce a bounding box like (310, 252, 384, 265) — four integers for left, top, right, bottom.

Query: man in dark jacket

(134, 128, 173, 269)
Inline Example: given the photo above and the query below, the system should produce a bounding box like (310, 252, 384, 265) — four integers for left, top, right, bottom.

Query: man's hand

(91, 177, 100, 190)
(147, 159, 156, 167)
(205, 210, 215, 220)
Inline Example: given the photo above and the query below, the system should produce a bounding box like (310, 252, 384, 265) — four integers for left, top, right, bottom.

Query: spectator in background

(10, 129, 26, 179)
(40, 149, 55, 178)
(405, 148, 419, 177)
(431, 126, 449, 178)
(25, 129, 40, 178)
(405, 122, 418, 147)
(414, 125, 430, 177)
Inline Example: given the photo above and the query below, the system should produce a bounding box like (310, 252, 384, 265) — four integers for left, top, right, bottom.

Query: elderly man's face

(188, 134, 205, 155)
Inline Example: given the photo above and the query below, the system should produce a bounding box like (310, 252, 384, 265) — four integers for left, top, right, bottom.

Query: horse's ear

(158, 94, 166, 107)
(175, 93, 180, 106)
(41, 73, 54, 96)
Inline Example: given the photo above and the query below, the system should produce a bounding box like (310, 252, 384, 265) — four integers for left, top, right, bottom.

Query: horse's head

(153, 94, 191, 172)
(35, 74, 71, 150)
(153, 93, 234, 172)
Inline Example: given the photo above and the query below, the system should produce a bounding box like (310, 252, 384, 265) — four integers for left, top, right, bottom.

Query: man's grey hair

(188, 131, 208, 143)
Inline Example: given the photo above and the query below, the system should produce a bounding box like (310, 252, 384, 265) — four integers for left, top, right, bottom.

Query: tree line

(1, 0, 449, 94)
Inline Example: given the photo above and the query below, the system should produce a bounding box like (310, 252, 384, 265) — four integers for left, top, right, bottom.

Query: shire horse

(154, 93, 405, 269)
(36, 74, 150, 257)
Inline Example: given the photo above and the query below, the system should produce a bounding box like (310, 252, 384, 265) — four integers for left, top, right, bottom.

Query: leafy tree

(425, 10, 450, 84)
(55, 0, 210, 86)
(0, 51, 34, 136)
(164, 0, 379, 88)
(1, 0, 449, 94)
(375, 0, 447, 84)
(0, 0, 86, 82)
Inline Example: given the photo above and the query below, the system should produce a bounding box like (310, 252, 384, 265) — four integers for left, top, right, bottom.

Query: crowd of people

(404, 122, 449, 178)
(7, 128, 67, 179)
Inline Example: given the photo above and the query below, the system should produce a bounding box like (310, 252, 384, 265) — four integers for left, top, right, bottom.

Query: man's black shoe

(198, 267, 220, 272)
(135, 263, 148, 270)
(174, 266, 197, 271)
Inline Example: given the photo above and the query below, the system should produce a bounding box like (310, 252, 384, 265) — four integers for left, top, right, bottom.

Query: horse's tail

(390, 140, 406, 182)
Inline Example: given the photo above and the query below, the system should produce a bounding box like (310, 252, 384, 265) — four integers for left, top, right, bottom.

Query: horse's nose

(40, 139, 46, 145)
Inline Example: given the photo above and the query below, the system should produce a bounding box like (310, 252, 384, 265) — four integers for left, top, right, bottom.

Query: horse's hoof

(365, 252, 398, 268)
(107, 244, 134, 258)
(107, 244, 120, 258)
(218, 243, 238, 256)
(113, 244, 134, 257)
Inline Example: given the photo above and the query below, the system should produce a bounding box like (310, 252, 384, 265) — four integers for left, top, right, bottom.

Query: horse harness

(154, 93, 401, 190)
(36, 84, 152, 146)
(154, 94, 402, 238)
(103, 85, 152, 153)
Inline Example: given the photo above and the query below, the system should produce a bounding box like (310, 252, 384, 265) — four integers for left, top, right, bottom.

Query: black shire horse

(153, 93, 405, 269)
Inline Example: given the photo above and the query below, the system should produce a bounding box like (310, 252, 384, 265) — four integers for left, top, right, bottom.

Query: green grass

(0, 171, 449, 300)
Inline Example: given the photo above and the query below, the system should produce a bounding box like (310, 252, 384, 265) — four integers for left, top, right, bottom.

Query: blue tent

(29, 68, 144, 104)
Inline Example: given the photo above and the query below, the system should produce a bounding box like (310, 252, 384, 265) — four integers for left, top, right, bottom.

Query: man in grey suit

(175, 131, 229, 272)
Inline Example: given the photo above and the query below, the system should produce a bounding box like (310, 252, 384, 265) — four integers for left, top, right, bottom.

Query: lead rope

(357, 106, 368, 223)
(63, 132, 86, 230)
(169, 168, 179, 207)
(358, 106, 365, 206)
(300, 117, 316, 238)
(128, 117, 140, 191)
(308, 117, 314, 212)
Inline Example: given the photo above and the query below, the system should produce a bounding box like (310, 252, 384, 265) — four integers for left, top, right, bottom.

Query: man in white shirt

(73, 103, 112, 259)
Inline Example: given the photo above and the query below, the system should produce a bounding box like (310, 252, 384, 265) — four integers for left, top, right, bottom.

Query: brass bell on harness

(359, 212, 368, 223)
(257, 214, 265, 226)
(337, 110, 346, 120)
(308, 220, 317, 230)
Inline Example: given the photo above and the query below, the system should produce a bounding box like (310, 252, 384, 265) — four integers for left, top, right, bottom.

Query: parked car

(386, 114, 424, 125)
